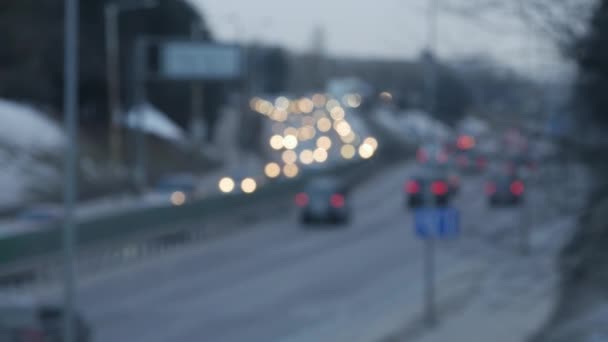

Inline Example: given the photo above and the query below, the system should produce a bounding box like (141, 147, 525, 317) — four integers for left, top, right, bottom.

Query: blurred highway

(30, 149, 584, 342)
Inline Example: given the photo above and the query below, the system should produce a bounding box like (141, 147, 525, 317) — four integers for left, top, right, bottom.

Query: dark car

(485, 171, 525, 206)
(16, 205, 63, 225)
(416, 143, 450, 165)
(404, 166, 452, 208)
(0, 295, 91, 342)
(153, 173, 198, 206)
(296, 178, 350, 225)
(454, 149, 487, 174)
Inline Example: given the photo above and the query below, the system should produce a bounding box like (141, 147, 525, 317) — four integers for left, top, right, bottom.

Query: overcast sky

(189, 0, 569, 76)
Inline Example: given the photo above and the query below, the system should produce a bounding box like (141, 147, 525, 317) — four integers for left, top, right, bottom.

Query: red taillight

(485, 182, 497, 195)
(405, 180, 420, 194)
(477, 157, 487, 169)
(510, 180, 525, 196)
(431, 181, 448, 196)
(417, 149, 428, 163)
(330, 194, 345, 208)
(295, 192, 309, 207)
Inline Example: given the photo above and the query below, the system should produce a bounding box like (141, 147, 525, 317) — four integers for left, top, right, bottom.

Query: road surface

(35, 159, 571, 342)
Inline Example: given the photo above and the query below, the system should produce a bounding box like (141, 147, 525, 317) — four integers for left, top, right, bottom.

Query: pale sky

(189, 0, 570, 77)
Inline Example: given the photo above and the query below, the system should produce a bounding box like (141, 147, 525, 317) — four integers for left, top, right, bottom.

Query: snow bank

(0, 100, 64, 150)
(0, 99, 65, 207)
(125, 104, 186, 143)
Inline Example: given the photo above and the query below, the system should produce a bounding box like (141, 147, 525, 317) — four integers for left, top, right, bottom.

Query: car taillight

(431, 181, 448, 196)
(330, 194, 345, 208)
(20, 329, 45, 342)
(405, 180, 420, 194)
(295, 192, 309, 207)
(510, 180, 525, 196)
(477, 157, 487, 169)
(485, 182, 497, 195)
(416, 149, 428, 163)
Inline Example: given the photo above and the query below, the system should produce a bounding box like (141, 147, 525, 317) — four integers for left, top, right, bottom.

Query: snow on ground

(125, 104, 186, 143)
(0, 100, 65, 207)
(0, 100, 64, 150)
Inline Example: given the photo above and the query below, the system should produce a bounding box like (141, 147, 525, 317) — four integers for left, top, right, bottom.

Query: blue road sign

(414, 208, 460, 239)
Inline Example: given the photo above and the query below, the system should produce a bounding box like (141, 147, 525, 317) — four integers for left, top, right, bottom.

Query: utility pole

(63, 0, 79, 341)
(422, 0, 439, 327)
(133, 38, 148, 193)
(190, 23, 205, 150)
(105, 3, 122, 164)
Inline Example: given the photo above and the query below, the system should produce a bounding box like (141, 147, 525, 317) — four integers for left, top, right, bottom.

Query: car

(153, 173, 198, 206)
(404, 165, 452, 208)
(16, 204, 63, 224)
(485, 171, 525, 206)
(454, 149, 487, 174)
(0, 294, 91, 342)
(296, 177, 350, 225)
(416, 143, 450, 165)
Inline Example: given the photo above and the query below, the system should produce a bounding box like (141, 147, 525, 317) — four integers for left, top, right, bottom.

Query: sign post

(130, 38, 243, 192)
(414, 207, 459, 326)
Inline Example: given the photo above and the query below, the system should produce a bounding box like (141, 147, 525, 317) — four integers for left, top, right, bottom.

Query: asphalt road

(41, 160, 529, 342)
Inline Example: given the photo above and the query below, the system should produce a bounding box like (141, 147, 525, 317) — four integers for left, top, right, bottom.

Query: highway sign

(160, 42, 242, 81)
(414, 208, 459, 239)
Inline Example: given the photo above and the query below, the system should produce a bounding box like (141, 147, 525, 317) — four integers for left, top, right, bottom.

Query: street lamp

(105, 0, 158, 164)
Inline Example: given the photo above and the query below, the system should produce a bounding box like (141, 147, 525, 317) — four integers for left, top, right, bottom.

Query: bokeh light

(282, 150, 298, 164)
(313, 148, 328, 163)
(240, 178, 257, 194)
(380, 91, 393, 102)
(316, 136, 332, 150)
(343, 94, 362, 108)
(335, 121, 352, 137)
(298, 97, 314, 113)
(298, 125, 316, 141)
(283, 134, 298, 149)
(330, 107, 345, 121)
(326, 99, 340, 112)
(312, 93, 327, 108)
(170, 191, 186, 206)
(270, 109, 288, 122)
(363, 137, 378, 151)
(250, 97, 261, 111)
(283, 163, 299, 178)
(269, 135, 284, 150)
(317, 117, 332, 132)
(264, 162, 281, 178)
(219, 177, 235, 193)
(341, 131, 357, 144)
(299, 149, 314, 165)
(359, 143, 374, 159)
(275, 96, 290, 111)
(341, 144, 356, 159)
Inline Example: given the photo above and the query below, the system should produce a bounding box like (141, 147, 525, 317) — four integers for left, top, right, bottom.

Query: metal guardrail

(0, 158, 386, 286)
